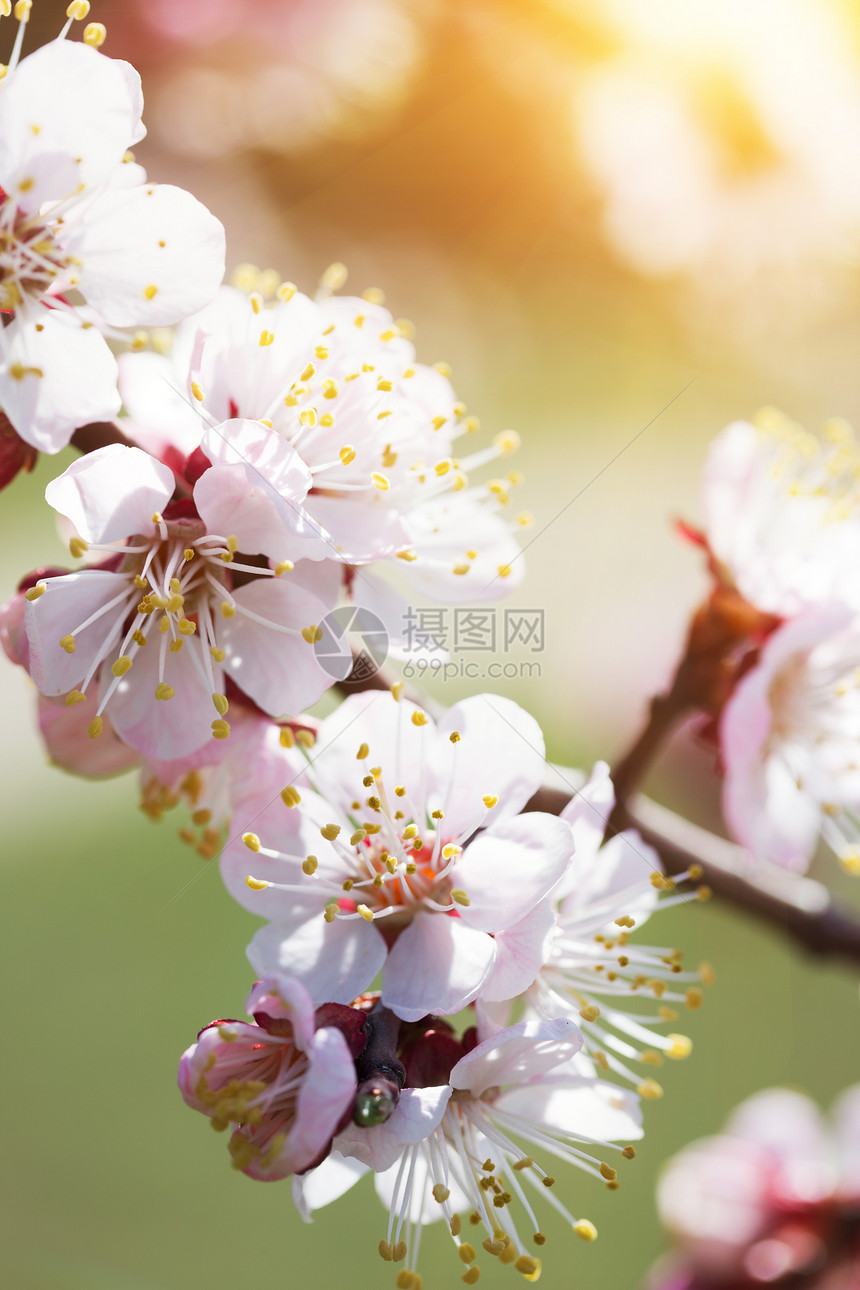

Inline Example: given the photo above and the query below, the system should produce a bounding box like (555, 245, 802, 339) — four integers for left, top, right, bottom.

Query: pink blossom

(18, 439, 338, 759)
(178, 974, 363, 1180)
(222, 691, 572, 1018)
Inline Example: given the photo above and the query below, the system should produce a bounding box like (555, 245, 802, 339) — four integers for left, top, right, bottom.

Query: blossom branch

(70, 420, 134, 455)
(526, 780, 860, 966)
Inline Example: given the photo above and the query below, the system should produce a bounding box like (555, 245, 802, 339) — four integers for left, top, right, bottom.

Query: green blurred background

(3, 2, 860, 1287)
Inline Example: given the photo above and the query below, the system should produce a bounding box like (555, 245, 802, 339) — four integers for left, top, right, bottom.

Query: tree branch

(525, 779, 860, 967)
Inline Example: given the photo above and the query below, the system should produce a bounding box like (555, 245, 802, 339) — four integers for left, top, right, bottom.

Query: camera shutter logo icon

(314, 606, 389, 681)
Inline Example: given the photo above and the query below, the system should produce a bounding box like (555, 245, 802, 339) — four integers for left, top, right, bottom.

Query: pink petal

(450, 1018, 582, 1095)
(454, 814, 573, 933)
(45, 444, 173, 543)
(280, 1027, 357, 1175)
(381, 913, 496, 1022)
(104, 631, 219, 760)
(480, 898, 558, 1002)
(248, 914, 387, 1008)
(25, 569, 130, 696)
(220, 565, 340, 717)
(246, 974, 317, 1052)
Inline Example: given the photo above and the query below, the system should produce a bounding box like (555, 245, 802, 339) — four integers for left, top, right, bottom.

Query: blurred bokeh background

(3, 2, 860, 1287)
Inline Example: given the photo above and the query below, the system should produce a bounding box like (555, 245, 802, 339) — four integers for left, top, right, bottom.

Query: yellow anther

(320, 262, 348, 292)
(60, 635, 76, 654)
(281, 785, 301, 808)
(494, 430, 521, 455)
(579, 1005, 600, 1022)
(277, 281, 297, 302)
(350, 829, 367, 846)
(154, 681, 175, 701)
(666, 1034, 692, 1060)
(497, 564, 512, 578)
(391, 682, 404, 701)
(686, 987, 704, 1010)
(210, 646, 226, 662)
(322, 379, 338, 399)
(242, 833, 261, 852)
(14, 0, 31, 19)
(435, 459, 452, 476)
(688, 864, 703, 880)
(24, 581, 46, 601)
(210, 693, 229, 718)
(458, 1244, 476, 1264)
(450, 889, 470, 907)
(87, 715, 103, 739)
(301, 624, 323, 644)
(67, 0, 90, 15)
(357, 904, 374, 922)
(324, 902, 338, 923)
(452, 563, 470, 576)
(299, 408, 317, 428)
(69, 537, 88, 559)
(183, 548, 195, 563)
(315, 346, 329, 360)
(411, 711, 427, 727)
(65, 689, 86, 706)
(177, 618, 197, 636)
(249, 291, 264, 315)
(143, 284, 158, 300)
(339, 445, 356, 466)
(598, 1163, 617, 1181)
(431, 415, 447, 431)
(273, 559, 294, 577)
(637, 1079, 664, 1100)
(231, 263, 259, 291)
(259, 330, 274, 347)
(442, 843, 462, 860)
(650, 871, 668, 889)
(372, 472, 390, 491)
(514, 1256, 539, 1278)
(111, 655, 132, 677)
(302, 856, 318, 876)
(621, 1146, 636, 1159)
(321, 824, 341, 842)
(396, 548, 417, 562)
(376, 378, 392, 392)
(296, 729, 315, 748)
(245, 876, 269, 892)
(190, 382, 204, 402)
(574, 1220, 597, 1242)
(382, 445, 398, 467)
(378, 1240, 393, 1262)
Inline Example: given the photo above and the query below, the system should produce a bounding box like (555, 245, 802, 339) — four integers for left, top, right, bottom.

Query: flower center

(0, 195, 70, 312)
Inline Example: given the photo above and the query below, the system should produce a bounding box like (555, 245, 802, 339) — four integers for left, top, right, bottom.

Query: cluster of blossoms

(649, 1084, 860, 1289)
(179, 691, 708, 1284)
(681, 407, 860, 876)
(0, 11, 710, 1285)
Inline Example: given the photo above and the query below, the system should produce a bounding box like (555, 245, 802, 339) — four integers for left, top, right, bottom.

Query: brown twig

(70, 421, 134, 455)
(525, 780, 860, 966)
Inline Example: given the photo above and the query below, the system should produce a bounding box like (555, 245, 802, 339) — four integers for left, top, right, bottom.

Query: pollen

(372, 473, 390, 491)
(69, 537, 88, 558)
(65, 689, 86, 706)
(281, 786, 301, 807)
(259, 330, 274, 347)
(143, 284, 158, 300)
(87, 715, 103, 739)
(637, 1079, 664, 1100)
(154, 682, 175, 701)
(191, 382, 204, 402)
(111, 655, 132, 677)
(211, 719, 230, 739)
(481, 794, 497, 808)
(66, 0, 90, 17)
(242, 833, 261, 852)
(573, 1221, 597, 1242)
(301, 625, 323, 644)
(245, 876, 269, 892)
(321, 824, 341, 841)
(60, 635, 76, 654)
(83, 20, 106, 45)
(24, 581, 46, 601)
(340, 445, 356, 465)
(411, 711, 428, 727)
(494, 430, 521, 455)
(666, 1034, 693, 1060)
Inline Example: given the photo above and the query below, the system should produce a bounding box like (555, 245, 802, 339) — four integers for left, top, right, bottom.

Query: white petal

(0, 41, 143, 208)
(0, 312, 120, 452)
(118, 350, 205, 456)
(221, 565, 340, 717)
(25, 569, 130, 695)
(335, 1087, 452, 1172)
(381, 913, 496, 1022)
(454, 814, 573, 933)
(496, 1077, 643, 1142)
(292, 1151, 369, 1223)
(285, 1028, 357, 1175)
(248, 914, 386, 1007)
(428, 694, 545, 836)
(104, 634, 218, 760)
(69, 183, 225, 326)
(480, 899, 558, 1002)
(450, 1018, 582, 1095)
(45, 444, 173, 543)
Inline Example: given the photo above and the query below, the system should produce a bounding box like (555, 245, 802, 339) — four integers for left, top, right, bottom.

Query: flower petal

(69, 183, 225, 327)
(480, 898, 558, 1002)
(248, 914, 387, 1008)
(335, 1086, 453, 1172)
(45, 444, 173, 543)
(382, 913, 496, 1022)
(454, 813, 573, 933)
(449, 1018, 582, 1095)
(0, 312, 120, 453)
(292, 1151, 369, 1223)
